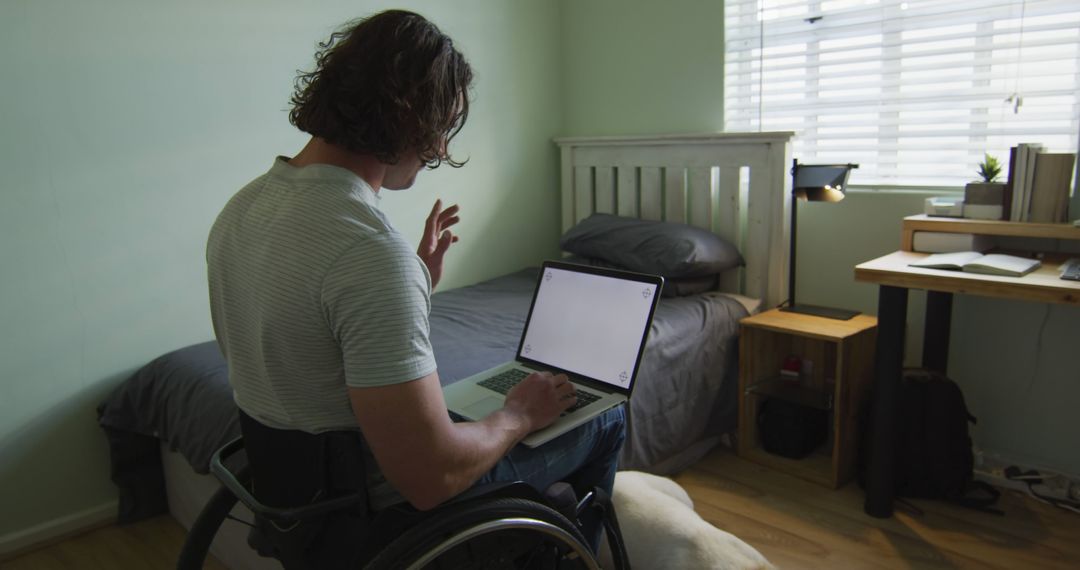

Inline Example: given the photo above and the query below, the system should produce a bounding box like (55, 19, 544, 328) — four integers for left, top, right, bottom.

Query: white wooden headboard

(554, 132, 794, 309)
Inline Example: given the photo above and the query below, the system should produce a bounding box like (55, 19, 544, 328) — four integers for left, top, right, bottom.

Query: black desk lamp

(780, 159, 861, 320)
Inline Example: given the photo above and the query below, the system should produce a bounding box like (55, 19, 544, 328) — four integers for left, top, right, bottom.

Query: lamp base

(780, 303, 860, 320)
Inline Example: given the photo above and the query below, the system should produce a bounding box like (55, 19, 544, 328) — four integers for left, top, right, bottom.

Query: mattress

(99, 267, 750, 524)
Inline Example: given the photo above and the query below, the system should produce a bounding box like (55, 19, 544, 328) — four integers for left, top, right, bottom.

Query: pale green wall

(561, 1, 1080, 476)
(0, 0, 563, 538)
(560, 0, 725, 136)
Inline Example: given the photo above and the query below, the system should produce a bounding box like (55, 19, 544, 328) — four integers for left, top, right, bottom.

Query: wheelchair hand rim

(404, 516, 600, 570)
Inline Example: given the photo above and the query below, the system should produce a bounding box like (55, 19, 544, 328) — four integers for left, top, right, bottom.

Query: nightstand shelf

(745, 377, 833, 411)
(737, 309, 877, 488)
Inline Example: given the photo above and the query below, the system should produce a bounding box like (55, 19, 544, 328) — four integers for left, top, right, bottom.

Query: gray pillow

(662, 273, 720, 298)
(565, 255, 719, 297)
(560, 214, 744, 278)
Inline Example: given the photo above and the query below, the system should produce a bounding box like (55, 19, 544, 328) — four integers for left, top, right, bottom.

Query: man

(206, 8, 624, 548)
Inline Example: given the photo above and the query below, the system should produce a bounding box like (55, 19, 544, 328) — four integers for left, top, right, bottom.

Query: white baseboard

(0, 501, 117, 559)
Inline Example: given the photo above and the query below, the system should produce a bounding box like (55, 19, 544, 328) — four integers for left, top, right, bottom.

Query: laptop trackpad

(463, 397, 503, 418)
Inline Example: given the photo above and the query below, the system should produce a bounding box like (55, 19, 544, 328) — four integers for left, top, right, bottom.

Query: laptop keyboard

(477, 369, 603, 415)
(477, 369, 531, 394)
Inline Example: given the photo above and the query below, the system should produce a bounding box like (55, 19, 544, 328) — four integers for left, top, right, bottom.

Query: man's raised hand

(417, 199, 460, 289)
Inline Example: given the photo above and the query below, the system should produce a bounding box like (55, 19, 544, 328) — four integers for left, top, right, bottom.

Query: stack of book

(1005, 144, 1076, 223)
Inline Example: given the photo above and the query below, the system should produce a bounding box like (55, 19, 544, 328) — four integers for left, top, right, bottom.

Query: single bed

(98, 132, 793, 569)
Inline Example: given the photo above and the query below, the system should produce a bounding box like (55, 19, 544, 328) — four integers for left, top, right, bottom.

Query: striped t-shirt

(207, 157, 437, 434)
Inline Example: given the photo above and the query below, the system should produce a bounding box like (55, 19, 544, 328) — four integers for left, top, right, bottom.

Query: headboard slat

(664, 167, 687, 224)
(617, 167, 637, 218)
(687, 167, 713, 231)
(573, 166, 593, 226)
(744, 164, 773, 303)
(560, 145, 575, 231)
(640, 167, 663, 221)
(716, 166, 741, 244)
(595, 167, 616, 215)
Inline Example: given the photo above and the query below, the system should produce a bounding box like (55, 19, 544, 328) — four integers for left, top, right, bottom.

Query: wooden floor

(674, 448, 1080, 569)
(0, 515, 226, 570)
(4, 447, 1078, 569)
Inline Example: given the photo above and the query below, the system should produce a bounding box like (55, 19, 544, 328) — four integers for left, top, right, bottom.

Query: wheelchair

(176, 418, 629, 569)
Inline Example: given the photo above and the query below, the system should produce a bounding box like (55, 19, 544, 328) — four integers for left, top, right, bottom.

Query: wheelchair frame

(177, 437, 625, 570)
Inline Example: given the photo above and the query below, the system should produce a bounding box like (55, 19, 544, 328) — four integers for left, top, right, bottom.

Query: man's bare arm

(349, 370, 575, 510)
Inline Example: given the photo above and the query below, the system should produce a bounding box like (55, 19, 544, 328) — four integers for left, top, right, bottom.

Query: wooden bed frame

(555, 132, 794, 309)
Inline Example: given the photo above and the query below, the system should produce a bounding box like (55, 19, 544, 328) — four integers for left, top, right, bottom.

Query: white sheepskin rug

(598, 471, 774, 570)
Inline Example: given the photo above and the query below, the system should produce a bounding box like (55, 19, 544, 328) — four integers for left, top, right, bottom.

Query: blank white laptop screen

(518, 266, 659, 390)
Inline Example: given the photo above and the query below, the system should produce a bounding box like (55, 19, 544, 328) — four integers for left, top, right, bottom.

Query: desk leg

(922, 291, 953, 373)
(864, 285, 907, 519)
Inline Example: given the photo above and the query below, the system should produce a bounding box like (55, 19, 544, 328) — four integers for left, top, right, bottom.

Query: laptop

(443, 260, 664, 447)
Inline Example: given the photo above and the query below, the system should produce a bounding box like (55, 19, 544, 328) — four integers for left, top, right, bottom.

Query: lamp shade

(793, 163, 857, 202)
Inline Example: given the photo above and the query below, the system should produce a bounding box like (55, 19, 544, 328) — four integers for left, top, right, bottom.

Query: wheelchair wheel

(365, 497, 598, 570)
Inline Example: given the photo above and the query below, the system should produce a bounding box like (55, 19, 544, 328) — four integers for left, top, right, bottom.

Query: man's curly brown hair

(289, 10, 473, 168)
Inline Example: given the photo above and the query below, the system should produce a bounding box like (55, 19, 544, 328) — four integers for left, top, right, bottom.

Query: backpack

(863, 368, 1001, 513)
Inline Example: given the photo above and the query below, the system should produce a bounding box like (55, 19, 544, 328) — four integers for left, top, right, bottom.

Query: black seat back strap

(237, 410, 370, 569)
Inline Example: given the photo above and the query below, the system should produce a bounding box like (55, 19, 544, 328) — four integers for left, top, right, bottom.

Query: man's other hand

(503, 371, 576, 433)
(417, 199, 460, 289)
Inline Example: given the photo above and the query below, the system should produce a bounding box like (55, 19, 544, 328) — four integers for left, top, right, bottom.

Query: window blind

(725, 0, 1080, 188)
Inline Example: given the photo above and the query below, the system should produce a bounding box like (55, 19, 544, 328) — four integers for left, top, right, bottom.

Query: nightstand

(737, 308, 877, 488)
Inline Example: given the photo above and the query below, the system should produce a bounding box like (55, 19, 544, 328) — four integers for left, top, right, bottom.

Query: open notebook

(909, 251, 1041, 277)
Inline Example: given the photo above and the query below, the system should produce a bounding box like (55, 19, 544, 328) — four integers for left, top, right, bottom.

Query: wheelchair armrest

(212, 437, 544, 522)
(210, 437, 366, 524)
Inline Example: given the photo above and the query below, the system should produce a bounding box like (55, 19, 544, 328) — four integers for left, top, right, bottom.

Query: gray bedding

(98, 266, 746, 517)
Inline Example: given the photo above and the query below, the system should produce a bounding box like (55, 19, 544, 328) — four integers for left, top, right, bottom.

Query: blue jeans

(474, 404, 626, 550)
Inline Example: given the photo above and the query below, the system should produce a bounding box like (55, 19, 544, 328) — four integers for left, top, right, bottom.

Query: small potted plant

(964, 153, 1007, 220)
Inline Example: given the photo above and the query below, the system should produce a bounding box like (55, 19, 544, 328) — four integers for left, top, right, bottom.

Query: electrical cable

(1023, 304, 1052, 398)
(1005, 466, 1080, 515)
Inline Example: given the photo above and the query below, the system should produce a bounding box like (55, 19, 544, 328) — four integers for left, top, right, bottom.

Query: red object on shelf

(781, 354, 802, 382)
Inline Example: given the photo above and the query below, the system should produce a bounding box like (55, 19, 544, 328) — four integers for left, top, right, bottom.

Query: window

(725, 0, 1080, 188)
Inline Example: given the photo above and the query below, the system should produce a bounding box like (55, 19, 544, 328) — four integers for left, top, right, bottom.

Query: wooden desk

(856, 250, 1080, 305)
(854, 216, 1080, 518)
